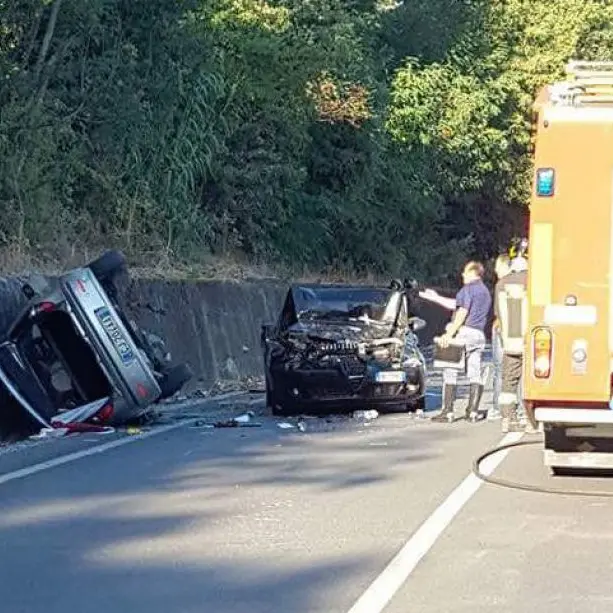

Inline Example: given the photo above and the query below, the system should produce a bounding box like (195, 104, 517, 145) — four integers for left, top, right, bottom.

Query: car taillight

(533, 327, 552, 379)
(136, 383, 148, 399)
(31, 301, 56, 316)
(94, 402, 114, 424)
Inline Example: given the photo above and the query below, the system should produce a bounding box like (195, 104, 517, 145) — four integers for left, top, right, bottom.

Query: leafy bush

(1, 0, 612, 282)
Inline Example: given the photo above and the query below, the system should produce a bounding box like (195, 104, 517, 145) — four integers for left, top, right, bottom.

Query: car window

(293, 287, 396, 323)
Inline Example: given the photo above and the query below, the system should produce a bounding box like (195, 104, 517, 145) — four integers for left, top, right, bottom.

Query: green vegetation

(1, 0, 612, 282)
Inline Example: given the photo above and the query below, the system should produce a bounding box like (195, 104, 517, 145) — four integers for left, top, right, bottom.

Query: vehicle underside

(0, 310, 114, 438)
(0, 250, 193, 439)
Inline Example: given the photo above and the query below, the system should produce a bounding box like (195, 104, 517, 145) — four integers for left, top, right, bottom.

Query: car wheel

(265, 375, 285, 413)
(158, 363, 193, 399)
(88, 250, 127, 282)
(271, 403, 291, 417)
(268, 390, 287, 416)
(267, 387, 291, 416)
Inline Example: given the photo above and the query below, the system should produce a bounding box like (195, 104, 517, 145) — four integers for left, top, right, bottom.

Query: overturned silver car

(0, 251, 192, 436)
(261, 281, 427, 416)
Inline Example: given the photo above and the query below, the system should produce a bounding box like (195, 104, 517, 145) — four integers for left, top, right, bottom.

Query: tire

(271, 403, 291, 417)
(268, 389, 288, 416)
(267, 384, 291, 416)
(158, 362, 193, 399)
(88, 250, 127, 282)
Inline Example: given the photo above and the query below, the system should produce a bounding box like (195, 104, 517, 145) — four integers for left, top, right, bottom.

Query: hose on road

(472, 438, 613, 498)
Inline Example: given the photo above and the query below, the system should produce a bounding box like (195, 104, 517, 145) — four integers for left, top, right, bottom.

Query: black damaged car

(261, 280, 427, 416)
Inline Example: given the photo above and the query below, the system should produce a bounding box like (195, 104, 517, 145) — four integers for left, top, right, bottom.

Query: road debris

(204, 376, 264, 397)
(191, 420, 215, 429)
(353, 409, 379, 421)
(213, 419, 262, 428)
(30, 428, 70, 440)
(27, 398, 117, 439)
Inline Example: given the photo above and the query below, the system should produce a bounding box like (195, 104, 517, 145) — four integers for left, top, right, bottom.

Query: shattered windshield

(293, 287, 398, 324)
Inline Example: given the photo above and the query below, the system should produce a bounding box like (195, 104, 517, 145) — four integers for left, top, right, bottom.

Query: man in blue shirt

(420, 260, 492, 422)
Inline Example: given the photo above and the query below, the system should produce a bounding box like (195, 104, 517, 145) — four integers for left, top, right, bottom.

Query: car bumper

(269, 364, 425, 409)
(535, 407, 613, 424)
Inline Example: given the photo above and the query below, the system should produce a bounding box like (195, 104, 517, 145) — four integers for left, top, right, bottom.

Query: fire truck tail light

(533, 327, 553, 379)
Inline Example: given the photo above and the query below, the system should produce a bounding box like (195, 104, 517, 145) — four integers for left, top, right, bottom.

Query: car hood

(286, 321, 402, 343)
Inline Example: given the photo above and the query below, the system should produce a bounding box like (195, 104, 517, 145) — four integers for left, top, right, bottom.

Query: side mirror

(408, 316, 426, 332)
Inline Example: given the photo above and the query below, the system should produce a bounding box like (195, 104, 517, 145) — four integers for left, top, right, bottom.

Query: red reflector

(95, 403, 114, 423)
(136, 384, 148, 399)
(533, 326, 552, 379)
(38, 301, 55, 313)
(76, 279, 86, 293)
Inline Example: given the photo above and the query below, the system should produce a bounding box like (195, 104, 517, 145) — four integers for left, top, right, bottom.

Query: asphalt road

(2, 387, 613, 612)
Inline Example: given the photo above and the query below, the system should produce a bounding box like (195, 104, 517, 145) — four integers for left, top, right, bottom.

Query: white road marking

(0, 419, 197, 487)
(346, 431, 523, 613)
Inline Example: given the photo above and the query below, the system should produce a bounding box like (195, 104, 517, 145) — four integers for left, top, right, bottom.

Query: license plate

(95, 307, 135, 366)
(375, 370, 406, 383)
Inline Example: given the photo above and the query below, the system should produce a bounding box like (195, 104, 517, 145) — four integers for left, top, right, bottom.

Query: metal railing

(551, 60, 613, 106)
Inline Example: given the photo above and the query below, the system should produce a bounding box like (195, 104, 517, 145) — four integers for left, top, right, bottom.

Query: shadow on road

(0, 409, 464, 613)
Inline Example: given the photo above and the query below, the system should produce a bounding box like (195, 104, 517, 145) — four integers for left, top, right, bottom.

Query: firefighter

(490, 253, 512, 421)
(496, 238, 535, 433)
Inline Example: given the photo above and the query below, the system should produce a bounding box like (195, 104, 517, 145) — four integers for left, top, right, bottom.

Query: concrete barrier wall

(124, 279, 289, 389)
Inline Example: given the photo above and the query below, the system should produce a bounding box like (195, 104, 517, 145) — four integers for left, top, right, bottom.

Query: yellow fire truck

(525, 60, 613, 472)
